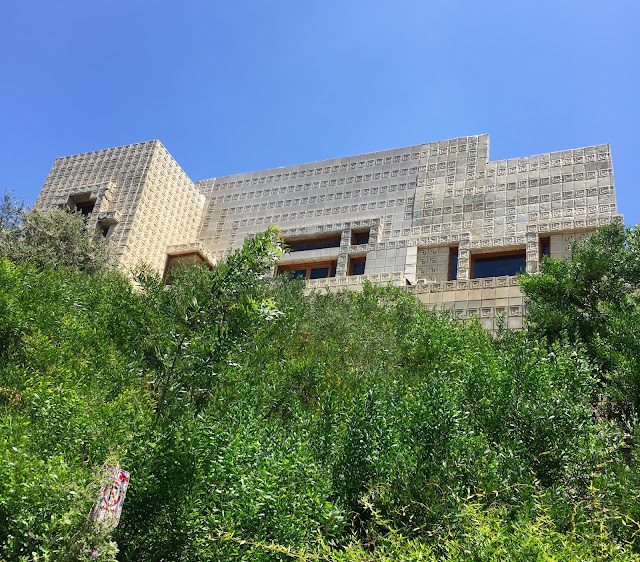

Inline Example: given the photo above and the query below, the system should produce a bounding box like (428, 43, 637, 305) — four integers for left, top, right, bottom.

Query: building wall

(37, 134, 621, 330)
(120, 143, 205, 273)
(36, 141, 205, 273)
(36, 141, 157, 264)
(194, 134, 617, 271)
(417, 246, 452, 282)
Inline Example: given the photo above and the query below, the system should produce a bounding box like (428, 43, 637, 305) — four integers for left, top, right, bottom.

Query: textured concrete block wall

(417, 246, 451, 282)
(549, 232, 592, 262)
(37, 141, 205, 273)
(194, 135, 617, 275)
(412, 278, 526, 332)
(37, 135, 621, 331)
(120, 144, 205, 273)
(36, 141, 158, 265)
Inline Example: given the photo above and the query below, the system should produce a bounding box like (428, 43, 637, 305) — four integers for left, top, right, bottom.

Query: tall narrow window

(349, 256, 366, 276)
(539, 237, 550, 262)
(449, 246, 458, 281)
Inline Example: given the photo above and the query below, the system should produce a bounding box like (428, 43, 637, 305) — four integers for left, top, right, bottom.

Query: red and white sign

(93, 467, 130, 527)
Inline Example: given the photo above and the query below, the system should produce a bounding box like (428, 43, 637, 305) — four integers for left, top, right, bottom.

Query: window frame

(470, 248, 527, 279)
(163, 251, 208, 282)
(351, 228, 371, 246)
(448, 246, 459, 281)
(348, 256, 367, 276)
(277, 260, 338, 280)
(285, 234, 342, 253)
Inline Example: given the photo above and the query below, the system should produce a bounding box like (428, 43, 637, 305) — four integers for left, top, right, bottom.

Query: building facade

(36, 134, 621, 330)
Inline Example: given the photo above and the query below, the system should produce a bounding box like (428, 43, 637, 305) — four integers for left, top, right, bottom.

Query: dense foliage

(520, 222, 640, 413)
(0, 190, 110, 274)
(1, 217, 640, 560)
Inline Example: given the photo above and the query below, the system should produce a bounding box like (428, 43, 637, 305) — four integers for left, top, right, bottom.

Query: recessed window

(287, 269, 308, 280)
(310, 266, 331, 279)
(449, 246, 458, 281)
(349, 256, 366, 276)
(285, 235, 341, 252)
(351, 229, 370, 246)
(539, 237, 550, 261)
(471, 250, 526, 279)
(75, 200, 95, 216)
(277, 261, 337, 280)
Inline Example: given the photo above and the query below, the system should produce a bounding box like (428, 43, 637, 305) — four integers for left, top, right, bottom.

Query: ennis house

(36, 134, 620, 331)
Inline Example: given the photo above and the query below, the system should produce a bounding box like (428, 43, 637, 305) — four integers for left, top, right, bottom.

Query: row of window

(285, 230, 370, 253)
(277, 234, 553, 282)
(277, 256, 366, 280)
(165, 236, 552, 283)
(278, 245, 540, 283)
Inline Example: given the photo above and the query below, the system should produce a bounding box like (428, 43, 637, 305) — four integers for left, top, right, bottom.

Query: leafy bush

(0, 208, 111, 274)
(520, 222, 640, 412)
(2, 223, 640, 560)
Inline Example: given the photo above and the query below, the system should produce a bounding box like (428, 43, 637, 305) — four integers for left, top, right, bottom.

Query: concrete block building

(36, 134, 621, 330)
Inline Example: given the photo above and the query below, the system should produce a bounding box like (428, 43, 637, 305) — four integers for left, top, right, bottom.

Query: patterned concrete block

(36, 134, 622, 331)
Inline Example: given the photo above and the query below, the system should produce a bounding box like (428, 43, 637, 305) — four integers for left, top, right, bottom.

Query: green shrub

(2, 224, 640, 559)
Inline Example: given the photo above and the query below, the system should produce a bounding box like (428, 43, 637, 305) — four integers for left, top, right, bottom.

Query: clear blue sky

(1, 1, 638, 224)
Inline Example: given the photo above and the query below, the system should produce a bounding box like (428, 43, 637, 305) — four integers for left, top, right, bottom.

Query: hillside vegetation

(1, 209, 640, 560)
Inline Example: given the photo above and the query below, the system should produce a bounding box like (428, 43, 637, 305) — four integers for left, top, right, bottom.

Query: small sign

(93, 467, 130, 527)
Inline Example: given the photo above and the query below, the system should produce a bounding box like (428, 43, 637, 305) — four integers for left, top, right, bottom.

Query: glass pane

(309, 266, 330, 279)
(473, 254, 525, 278)
(291, 269, 307, 279)
(352, 232, 370, 245)
(288, 237, 341, 252)
(450, 251, 458, 281)
(540, 239, 551, 257)
(351, 261, 366, 275)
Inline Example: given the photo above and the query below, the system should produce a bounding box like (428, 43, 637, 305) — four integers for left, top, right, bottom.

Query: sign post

(92, 466, 130, 527)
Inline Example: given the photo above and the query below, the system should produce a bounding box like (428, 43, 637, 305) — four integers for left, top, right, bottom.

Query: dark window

(539, 237, 550, 261)
(286, 235, 341, 252)
(349, 257, 366, 276)
(309, 266, 330, 279)
(351, 229, 370, 245)
(449, 247, 458, 281)
(75, 201, 95, 216)
(471, 250, 526, 279)
(277, 261, 337, 279)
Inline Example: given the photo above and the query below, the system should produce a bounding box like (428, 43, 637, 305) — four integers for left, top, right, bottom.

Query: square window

(349, 257, 366, 276)
(351, 228, 370, 246)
